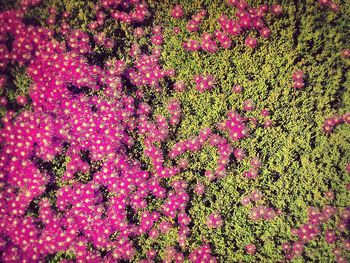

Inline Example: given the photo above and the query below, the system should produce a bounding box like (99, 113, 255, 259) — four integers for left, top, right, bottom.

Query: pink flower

(292, 70, 305, 89)
(16, 95, 27, 106)
(264, 119, 273, 128)
(319, 0, 331, 6)
(342, 112, 350, 124)
(250, 190, 263, 202)
(329, 2, 340, 12)
(324, 190, 334, 200)
(292, 70, 304, 81)
(233, 148, 245, 161)
(171, 5, 184, 19)
(261, 108, 270, 117)
(245, 243, 256, 255)
(250, 157, 261, 169)
(194, 182, 205, 195)
(173, 27, 180, 34)
(206, 212, 223, 228)
(259, 27, 271, 38)
(245, 36, 258, 48)
(194, 74, 216, 92)
(341, 49, 350, 58)
(134, 27, 145, 38)
(183, 39, 200, 52)
(243, 99, 255, 111)
(271, 5, 283, 16)
(241, 195, 251, 206)
(325, 230, 336, 244)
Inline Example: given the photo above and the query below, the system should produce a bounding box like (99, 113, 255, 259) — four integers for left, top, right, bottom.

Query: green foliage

(46, 250, 75, 263)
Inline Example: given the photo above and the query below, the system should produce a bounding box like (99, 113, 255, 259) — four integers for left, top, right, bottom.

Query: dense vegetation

(0, 0, 349, 262)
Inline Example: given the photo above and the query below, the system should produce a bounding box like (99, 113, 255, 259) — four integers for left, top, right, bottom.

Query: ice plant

(245, 243, 256, 255)
(206, 212, 223, 228)
(245, 36, 258, 49)
(0, 0, 349, 262)
(194, 74, 216, 93)
(292, 69, 305, 89)
(171, 5, 184, 19)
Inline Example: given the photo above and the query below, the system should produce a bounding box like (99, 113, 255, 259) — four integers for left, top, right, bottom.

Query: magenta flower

(232, 84, 243, 93)
(183, 39, 201, 52)
(271, 5, 283, 16)
(341, 49, 350, 58)
(250, 190, 263, 202)
(206, 212, 223, 228)
(173, 27, 180, 34)
(171, 5, 184, 19)
(194, 182, 205, 195)
(243, 99, 255, 111)
(194, 74, 216, 93)
(245, 36, 258, 48)
(245, 243, 256, 255)
(241, 195, 251, 206)
(325, 230, 337, 244)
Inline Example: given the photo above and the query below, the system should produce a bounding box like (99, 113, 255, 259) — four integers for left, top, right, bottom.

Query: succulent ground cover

(0, 0, 349, 262)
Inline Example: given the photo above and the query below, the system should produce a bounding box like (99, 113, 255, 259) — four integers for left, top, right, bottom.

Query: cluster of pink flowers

(214, 30, 232, 49)
(194, 74, 216, 92)
(260, 108, 273, 128)
(292, 70, 305, 89)
(67, 29, 92, 54)
(241, 189, 263, 206)
(318, 0, 340, 12)
(0, 9, 54, 67)
(219, 111, 249, 142)
(183, 39, 201, 52)
(167, 98, 182, 125)
(101, 0, 149, 24)
(189, 244, 217, 263)
(93, 32, 115, 49)
(281, 205, 350, 261)
(218, 2, 282, 48)
(245, 185, 279, 220)
(206, 212, 223, 228)
(126, 53, 174, 88)
(177, 224, 191, 248)
(169, 128, 212, 159)
(208, 134, 233, 179)
(244, 243, 257, 255)
(2, 0, 348, 262)
(323, 112, 350, 134)
(201, 33, 219, 53)
(180, 1, 281, 53)
(87, 8, 107, 31)
(341, 49, 350, 58)
(151, 26, 164, 46)
(183, 29, 231, 53)
(171, 4, 184, 19)
(168, 127, 236, 179)
(249, 205, 279, 221)
(0, 1, 197, 260)
(161, 181, 190, 218)
(186, 9, 207, 32)
(161, 246, 185, 263)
